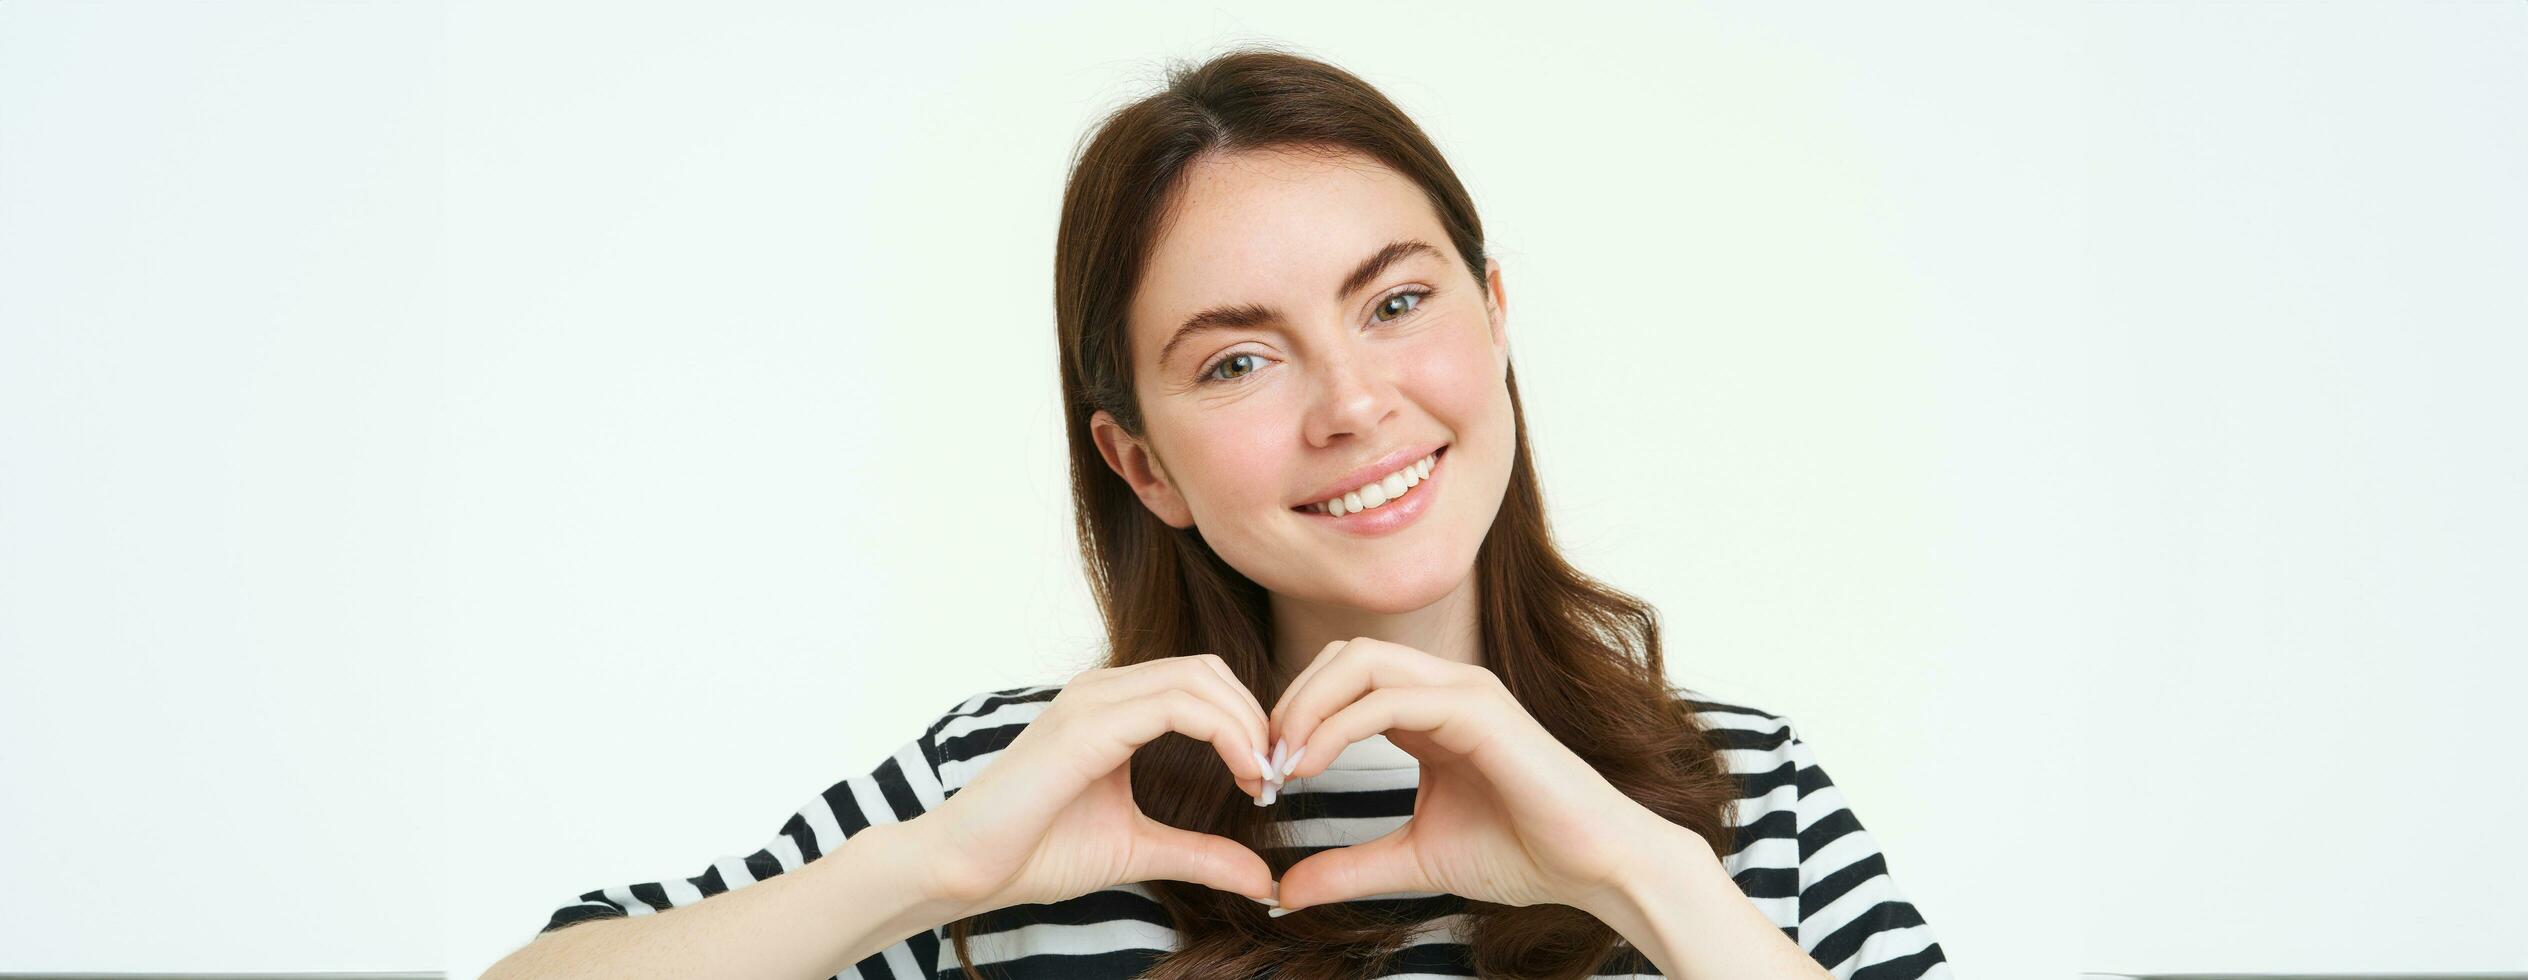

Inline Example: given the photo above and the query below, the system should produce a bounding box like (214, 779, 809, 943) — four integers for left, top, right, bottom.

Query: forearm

(485, 819, 973, 980)
(1581, 825, 1832, 980)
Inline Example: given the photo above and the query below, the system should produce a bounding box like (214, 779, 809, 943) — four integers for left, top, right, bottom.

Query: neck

(1266, 571, 1486, 690)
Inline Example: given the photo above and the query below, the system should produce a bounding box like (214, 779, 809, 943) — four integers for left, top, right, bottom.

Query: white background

(2, 2, 2520, 978)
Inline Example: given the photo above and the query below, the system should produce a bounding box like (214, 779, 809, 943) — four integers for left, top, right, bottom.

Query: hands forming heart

(1257, 636, 1697, 916)
(912, 637, 1712, 927)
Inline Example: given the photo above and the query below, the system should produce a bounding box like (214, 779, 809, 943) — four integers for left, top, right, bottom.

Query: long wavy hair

(944, 45, 1746, 980)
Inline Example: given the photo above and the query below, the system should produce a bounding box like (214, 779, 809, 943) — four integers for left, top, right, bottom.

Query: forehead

(1129, 147, 1444, 351)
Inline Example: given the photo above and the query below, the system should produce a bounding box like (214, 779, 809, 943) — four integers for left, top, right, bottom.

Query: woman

(493, 47, 1948, 980)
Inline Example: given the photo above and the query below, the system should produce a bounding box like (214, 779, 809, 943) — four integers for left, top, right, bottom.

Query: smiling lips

(1296, 448, 1440, 516)
(1290, 441, 1449, 510)
(1292, 445, 1446, 537)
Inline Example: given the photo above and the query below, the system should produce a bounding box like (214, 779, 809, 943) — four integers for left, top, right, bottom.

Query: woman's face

(1091, 146, 1514, 616)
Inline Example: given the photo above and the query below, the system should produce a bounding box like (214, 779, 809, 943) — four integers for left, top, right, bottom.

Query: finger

(1290, 686, 1491, 781)
(1277, 642, 1474, 778)
(1066, 656, 1172, 702)
(1054, 662, 1147, 712)
(1099, 658, 1276, 792)
(1188, 654, 1275, 789)
(1186, 651, 1267, 720)
(1269, 639, 1351, 743)
(1094, 688, 1272, 791)
(1127, 813, 1280, 905)
(1273, 818, 1421, 912)
(1147, 656, 1274, 793)
(1095, 659, 1262, 734)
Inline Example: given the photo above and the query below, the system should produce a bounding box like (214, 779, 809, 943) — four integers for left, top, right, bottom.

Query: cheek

(1175, 419, 1281, 505)
(1397, 319, 1501, 419)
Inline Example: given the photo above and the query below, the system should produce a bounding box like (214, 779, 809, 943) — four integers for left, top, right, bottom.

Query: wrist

(1575, 814, 1716, 919)
(767, 814, 995, 976)
(849, 817, 982, 921)
(1580, 821, 1828, 980)
(905, 815, 992, 910)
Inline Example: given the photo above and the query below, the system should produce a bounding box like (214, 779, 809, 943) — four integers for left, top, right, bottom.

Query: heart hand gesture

(1263, 637, 1695, 916)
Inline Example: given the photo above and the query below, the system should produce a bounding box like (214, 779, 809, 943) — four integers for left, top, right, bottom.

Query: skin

(1089, 145, 1517, 686)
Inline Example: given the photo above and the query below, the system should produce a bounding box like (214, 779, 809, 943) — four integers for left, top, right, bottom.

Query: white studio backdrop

(0, 2, 2520, 978)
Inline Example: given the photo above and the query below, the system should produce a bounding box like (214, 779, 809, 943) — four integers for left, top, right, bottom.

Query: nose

(1301, 342, 1401, 448)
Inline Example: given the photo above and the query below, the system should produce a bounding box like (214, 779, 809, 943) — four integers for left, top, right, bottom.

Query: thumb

(1126, 814, 1279, 904)
(1275, 820, 1423, 912)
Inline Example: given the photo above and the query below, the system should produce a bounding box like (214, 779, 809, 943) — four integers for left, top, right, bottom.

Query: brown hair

(945, 44, 1745, 980)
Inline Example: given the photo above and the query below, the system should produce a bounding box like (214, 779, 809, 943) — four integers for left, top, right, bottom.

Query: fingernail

(1249, 894, 1281, 907)
(1252, 749, 1274, 783)
(1269, 738, 1288, 777)
(1268, 905, 1298, 917)
(1258, 780, 1277, 805)
(1281, 743, 1302, 778)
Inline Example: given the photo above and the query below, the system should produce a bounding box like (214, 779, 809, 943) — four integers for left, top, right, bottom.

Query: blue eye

(1194, 285, 1437, 387)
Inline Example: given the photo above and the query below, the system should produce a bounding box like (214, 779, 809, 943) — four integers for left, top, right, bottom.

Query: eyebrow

(1156, 239, 1447, 370)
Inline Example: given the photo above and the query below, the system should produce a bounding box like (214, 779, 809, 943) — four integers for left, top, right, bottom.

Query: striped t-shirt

(542, 683, 1950, 979)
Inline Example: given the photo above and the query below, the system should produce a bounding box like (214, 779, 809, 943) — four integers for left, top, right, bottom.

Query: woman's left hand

(1263, 636, 1713, 915)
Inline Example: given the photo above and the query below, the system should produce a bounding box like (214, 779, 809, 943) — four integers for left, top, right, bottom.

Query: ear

(1482, 256, 1509, 380)
(1089, 409, 1197, 530)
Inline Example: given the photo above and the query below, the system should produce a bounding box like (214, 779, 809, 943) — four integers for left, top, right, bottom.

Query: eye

(1192, 285, 1439, 387)
(1372, 287, 1428, 322)
(1203, 351, 1262, 384)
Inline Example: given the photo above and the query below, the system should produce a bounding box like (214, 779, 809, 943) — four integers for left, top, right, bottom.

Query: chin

(1323, 558, 1469, 614)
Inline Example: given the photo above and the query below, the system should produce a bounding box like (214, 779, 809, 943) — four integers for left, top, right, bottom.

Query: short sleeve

(1783, 720, 1951, 979)
(536, 710, 957, 980)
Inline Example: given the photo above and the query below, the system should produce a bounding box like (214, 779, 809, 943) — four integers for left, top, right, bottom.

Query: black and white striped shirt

(542, 683, 1950, 979)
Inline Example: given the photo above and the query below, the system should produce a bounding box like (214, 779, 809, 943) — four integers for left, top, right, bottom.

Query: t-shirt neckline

(1320, 732, 1418, 771)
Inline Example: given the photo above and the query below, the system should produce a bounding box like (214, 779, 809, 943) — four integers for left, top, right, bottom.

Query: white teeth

(1308, 451, 1440, 516)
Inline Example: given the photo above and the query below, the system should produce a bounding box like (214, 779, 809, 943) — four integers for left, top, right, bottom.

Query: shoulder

(1672, 690, 1950, 972)
(1672, 686, 1799, 754)
(916, 681, 1067, 793)
(1669, 687, 1812, 814)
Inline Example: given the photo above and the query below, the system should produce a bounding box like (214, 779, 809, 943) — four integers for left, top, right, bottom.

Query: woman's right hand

(907, 655, 1284, 913)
